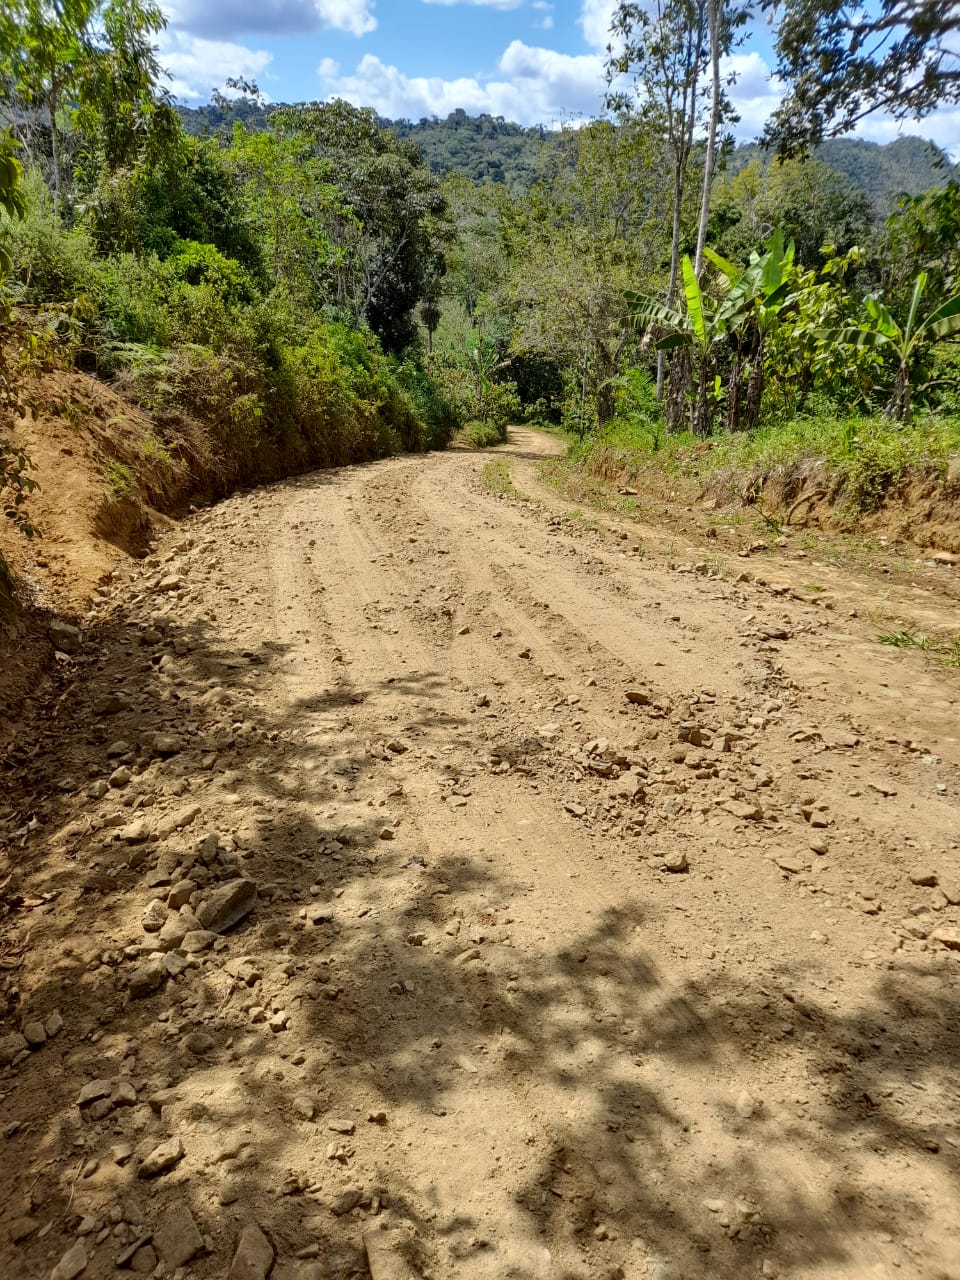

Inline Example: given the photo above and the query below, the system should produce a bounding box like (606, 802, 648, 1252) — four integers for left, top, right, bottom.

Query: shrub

(2, 170, 98, 302)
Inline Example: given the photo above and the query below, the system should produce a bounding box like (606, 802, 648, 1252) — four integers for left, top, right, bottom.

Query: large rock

(228, 1224, 273, 1280)
(198, 879, 257, 934)
(154, 1202, 203, 1268)
(128, 956, 166, 998)
(0, 1032, 28, 1066)
(50, 1240, 87, 1280)
(49, 621, 81, 654)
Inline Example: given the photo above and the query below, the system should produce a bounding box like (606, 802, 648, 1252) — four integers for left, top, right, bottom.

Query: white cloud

(161, 0, 376, 39)
(422, 0, 525, 7)
(158, 30, 274, 101)
(722, 51, 784, 138)
(317, 40, 604, 123)
(579, 0, 617, 50)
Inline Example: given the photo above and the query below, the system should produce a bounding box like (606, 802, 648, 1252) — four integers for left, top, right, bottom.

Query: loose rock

(197, 879, 257, 933)
(138, 1137, 185, 1178)
(154, 1202, 203, 1268)
(228, 1224, 273, 1280)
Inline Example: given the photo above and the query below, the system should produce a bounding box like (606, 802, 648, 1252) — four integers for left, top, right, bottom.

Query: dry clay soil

(3, 427, 960, 1280)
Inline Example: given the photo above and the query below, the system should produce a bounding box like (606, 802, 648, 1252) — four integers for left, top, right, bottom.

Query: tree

(608, 0, 710, 385)
(275, 100, 451, 354)
(502, 118, 668, 428)
(710, 155, 872, 267)
(0, 0, 167, 201)
(764, 0, 960, 154)
(626, 230, 796, 434)
(841, 271, 960, 422)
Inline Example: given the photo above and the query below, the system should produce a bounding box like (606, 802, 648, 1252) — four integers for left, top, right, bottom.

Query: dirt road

(2, 427, 960, 1280)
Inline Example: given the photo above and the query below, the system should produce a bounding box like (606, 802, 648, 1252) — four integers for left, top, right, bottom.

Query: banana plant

(625, 230, 796, 434)
(840, 272, 960, 422)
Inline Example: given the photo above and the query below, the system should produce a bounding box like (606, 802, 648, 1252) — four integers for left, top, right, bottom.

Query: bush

(2, 170, 98, 302)
(464, 419, 508, 447)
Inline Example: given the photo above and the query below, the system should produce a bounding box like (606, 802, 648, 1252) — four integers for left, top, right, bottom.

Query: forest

(1, 0, 959, 531)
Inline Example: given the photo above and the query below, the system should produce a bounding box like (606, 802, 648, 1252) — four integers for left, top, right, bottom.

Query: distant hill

(176, 103, 549, 191)
(176, 102, 954, 208)
(725, 136, 955, 212)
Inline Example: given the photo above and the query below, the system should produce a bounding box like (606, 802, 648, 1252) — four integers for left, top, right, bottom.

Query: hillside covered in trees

(177, 101, 956, 209)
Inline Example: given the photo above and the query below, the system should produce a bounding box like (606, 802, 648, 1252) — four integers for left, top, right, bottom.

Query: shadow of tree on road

(1, 594, 958, 1280)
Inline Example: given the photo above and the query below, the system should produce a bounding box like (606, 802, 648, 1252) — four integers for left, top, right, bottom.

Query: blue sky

(156, 0, 957, 150)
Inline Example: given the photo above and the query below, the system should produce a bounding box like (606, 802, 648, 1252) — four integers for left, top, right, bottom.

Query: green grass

(876, 625, 960, 668)
(574, 409, 960, 514)
(481, 458, 517, 496)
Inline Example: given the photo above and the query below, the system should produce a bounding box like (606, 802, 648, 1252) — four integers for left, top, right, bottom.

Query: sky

(156, 0, 958, 152)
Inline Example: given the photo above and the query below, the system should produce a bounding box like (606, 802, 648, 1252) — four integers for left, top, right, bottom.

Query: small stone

(167, 880, 197, 910)
(153, 734, 184, 757)
(130, 1245, 158, 1275)
(809, 834, 829, 855)
(9, 1216, 39, 1242)
(940, 879, 960, 906)
(330, 1188, 362, 1216)
(22, 1020, 46, 1047)
(77, 1079, 112, 1108)
(219, 1181, 240, 1206)
(158, 911, 197, 952)
(163, 952, 190, 979)
(292, 1096, 316, 1121)
(138, 1136, 184, 1178)
(624, 689, 651, 705)
(183, 1031, 216, 1055)
(909, 867, 938, 887)
(774, 854, 808, 875)
(109, 766, 132, 788)
(0, 1033, 28, 1066)
(931, 926, 960, 951)
(327, 1118, 355, 1135)
(45, 1009, 64, 1037)
(662, 851, 689, 873)
(180, 929, 217, 953)
(154, 1202, 203, 1268)
(378, 826, 396, 841)
(197, 879, 257, 933)
(50, 1240, 87, 1280)
(111, 1080, 137, 1106)
(563, 801, 586, 818)
(49, 620, 81, 653)
(93, 691, 128, 715)
(128, 956, 166, 998)
(142, 899, 168, 932)
(735, 1091, 756, 1119)
(228, 1224, 273, 1280)
(723, 800, 763, 821)
(268, 1011, 290, 1033)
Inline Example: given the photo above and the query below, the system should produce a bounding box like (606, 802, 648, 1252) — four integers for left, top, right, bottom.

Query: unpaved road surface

(2, 428, 960, 1280)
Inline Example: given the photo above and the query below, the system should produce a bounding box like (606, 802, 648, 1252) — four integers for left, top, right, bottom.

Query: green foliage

(273, 101, 451, 355)
(0, 440, 38, 540)
(1, 170, 98, 301)
(838, 271, 960, 422)
(765, 0, 960, 153)
(463, 419, 508, 447)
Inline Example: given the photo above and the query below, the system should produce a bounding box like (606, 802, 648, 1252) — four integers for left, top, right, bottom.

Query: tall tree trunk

(657, 161, 685, 402)
(47, 79, 61, 206)
(694, 0, 721, 278)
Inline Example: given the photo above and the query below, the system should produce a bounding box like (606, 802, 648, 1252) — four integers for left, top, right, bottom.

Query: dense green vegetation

(0, 4, 464, 538)
(177, 101, 957, 213)
(1, 0, 959, 549)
